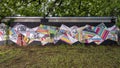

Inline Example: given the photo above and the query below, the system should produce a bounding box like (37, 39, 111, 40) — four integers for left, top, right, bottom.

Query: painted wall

(0, 23, 119, 46)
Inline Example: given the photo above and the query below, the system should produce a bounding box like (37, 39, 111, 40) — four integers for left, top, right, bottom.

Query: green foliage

(0, 0, 120, 26)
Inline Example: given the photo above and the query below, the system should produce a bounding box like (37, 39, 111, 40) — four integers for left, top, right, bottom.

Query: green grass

(0, 45, 120, 68)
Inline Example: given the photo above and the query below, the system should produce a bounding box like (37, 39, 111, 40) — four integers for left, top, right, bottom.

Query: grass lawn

(0, 44, 120, 68)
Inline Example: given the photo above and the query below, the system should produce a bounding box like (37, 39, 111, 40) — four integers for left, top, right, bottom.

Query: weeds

(0, 45, 120, 68)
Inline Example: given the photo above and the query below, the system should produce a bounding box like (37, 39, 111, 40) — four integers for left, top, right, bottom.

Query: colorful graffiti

(0, 23, 119, 46)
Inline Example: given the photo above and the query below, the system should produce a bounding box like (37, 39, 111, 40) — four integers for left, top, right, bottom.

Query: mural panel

(0, 23, 119, 46)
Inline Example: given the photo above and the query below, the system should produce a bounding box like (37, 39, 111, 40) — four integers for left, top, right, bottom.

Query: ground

(0, 44, 120, 68)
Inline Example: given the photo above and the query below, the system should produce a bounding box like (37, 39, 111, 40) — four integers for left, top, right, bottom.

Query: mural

(0, 23, 119, 46)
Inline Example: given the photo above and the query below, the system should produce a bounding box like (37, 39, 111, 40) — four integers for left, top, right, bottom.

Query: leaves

(0, 0, 120, 27)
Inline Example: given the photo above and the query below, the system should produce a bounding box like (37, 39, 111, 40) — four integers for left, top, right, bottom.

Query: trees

(0, 0, 120, 26)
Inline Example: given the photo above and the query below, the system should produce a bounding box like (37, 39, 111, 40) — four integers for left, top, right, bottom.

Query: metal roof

(1, 17, 117, 23)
